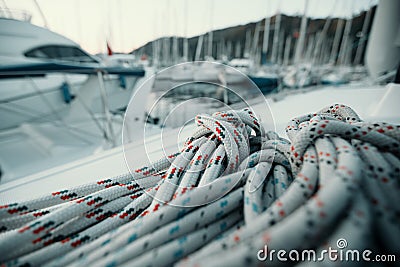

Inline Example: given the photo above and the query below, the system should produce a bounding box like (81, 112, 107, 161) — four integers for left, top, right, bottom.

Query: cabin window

(25, 45, 97, 63)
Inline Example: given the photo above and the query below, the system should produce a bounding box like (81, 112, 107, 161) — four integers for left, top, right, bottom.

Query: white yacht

(0, 16, 147, 182)
(0, 18, 145, 130)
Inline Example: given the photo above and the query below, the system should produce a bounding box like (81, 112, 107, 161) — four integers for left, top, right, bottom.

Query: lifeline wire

(0, 104, 399, 267)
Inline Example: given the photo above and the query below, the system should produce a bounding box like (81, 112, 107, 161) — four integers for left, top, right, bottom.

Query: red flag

(107, 41, 113, 56)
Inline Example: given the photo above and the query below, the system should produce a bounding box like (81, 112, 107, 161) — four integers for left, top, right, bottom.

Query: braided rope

(0, 104, 398, 267)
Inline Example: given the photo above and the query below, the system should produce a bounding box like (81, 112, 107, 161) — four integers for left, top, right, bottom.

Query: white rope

(0, 104, 398, 267)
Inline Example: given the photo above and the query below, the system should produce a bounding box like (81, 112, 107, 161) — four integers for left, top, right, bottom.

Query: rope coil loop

(0, 104, 398, 267)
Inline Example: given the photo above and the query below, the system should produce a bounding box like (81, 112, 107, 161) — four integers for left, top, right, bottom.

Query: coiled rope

(0, 104, 398, 267)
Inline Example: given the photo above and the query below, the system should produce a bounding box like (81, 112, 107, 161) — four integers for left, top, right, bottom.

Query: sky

(3, 0, 376, 54)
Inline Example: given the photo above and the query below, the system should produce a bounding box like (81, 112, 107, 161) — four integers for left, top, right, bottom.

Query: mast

(354, 5, 373, 65)
(165, 0, 171, 65)
(163, 38, 170, 66)
(283, 35, 292, 65)
(313, 0, 336, 64)
(106, 0, 112, 54)
(207, 32, 213, 59)
(338, 10, 353, 65)
(183, 0, 189, 61)
(313, 26, 329, 64)
(152, 8, 159, 68)
(329, 19, 344, 64)
(251, 22, 261, 65)
(262, 1, 271, 64)
(344, 37, 353, 65)
(293, 0, 309, 64)
(244, 29, 251, 58)
(152, 39, 159, 69)
(235, 41, 241, 58)
(75, 0, 83, 46)
(304, 34, 315, 62)
(195, 34, 204, 61)
(270, 4, 281, 63)
(172, 6, 179, 63)
(226, 40, 232, 59)
(277, 29, 284, 65)
(207, 0, 214, 58)
(219, 38, 226, 60)
(172, 35, 178, 64)
(321, 38, 331, 64)
(183, 37, 189, 62)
